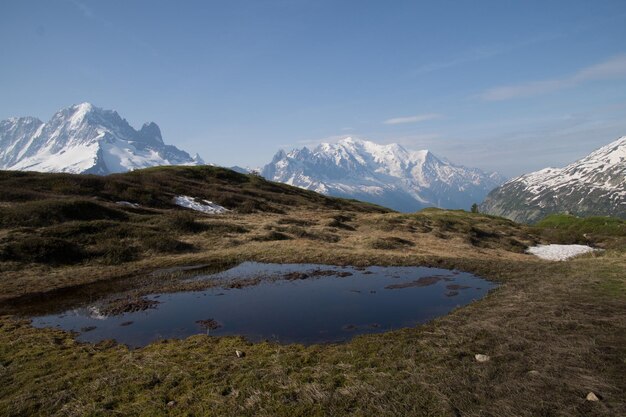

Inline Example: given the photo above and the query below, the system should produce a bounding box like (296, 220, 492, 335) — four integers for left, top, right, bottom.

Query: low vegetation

(0, 168, 624, 416)
(0, 166, 388, 213)
(0, 167, 386, 270)
(533, 213, 626, 249)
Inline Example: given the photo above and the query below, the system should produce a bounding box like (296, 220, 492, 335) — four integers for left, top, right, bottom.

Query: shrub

(276, 217, 315, 226)
(533, 214, 626, 247)
(0, 199, 127, 228)
(143, 235, 194, 253)
(1, 237, 86, 264)
(100, 244, 140, 264)
(369, 237, 415, 250)
(327, 218, 356, 231)
(252, 231, 292, 241)
(41, 220, 119, 239)
(167, 212, 208, 233)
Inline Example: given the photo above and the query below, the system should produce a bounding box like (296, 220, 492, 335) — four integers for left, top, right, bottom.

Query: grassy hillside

(0, 188, 543, 306)
(0, 166, 388, 213)
(0, 168, 625, 416)
(533, 214, 626, 249)
(0, 166, 388, 272)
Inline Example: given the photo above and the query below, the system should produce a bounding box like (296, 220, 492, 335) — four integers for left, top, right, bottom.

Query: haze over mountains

(480, 136, 626, 223)
(0, 103, 202, 175)
(262, 137, 505, 211)
(2, 103, 624, 219)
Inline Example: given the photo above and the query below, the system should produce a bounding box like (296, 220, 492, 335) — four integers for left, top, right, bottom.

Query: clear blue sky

(1, 0, 625, 176)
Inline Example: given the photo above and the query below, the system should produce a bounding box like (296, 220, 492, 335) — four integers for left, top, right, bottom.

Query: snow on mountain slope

(480, 136, 626, 223)
(0, 103, 203, 175)
(262, 137, 505, 211)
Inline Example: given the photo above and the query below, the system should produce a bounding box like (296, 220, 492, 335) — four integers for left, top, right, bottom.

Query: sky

(1, 0, 626, 177)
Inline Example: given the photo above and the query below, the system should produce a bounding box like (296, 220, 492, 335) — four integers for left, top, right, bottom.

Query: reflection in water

(32, 262, 495, 347)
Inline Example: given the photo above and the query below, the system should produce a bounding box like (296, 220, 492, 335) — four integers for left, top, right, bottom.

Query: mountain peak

(0, 103, 202, 175)
(72, 102, 94, 112)
(588, 135, 626, 164)
(57, 102, 102, 131)
(271, 149, 287, 161)
(262, 137, 503, 211)
(3, 116, 43, 125)
(480, 136, 626, 223)
(339, 136, 362, 145)
(138, 122, 164, 144)
(69, 102, 96, 118)
(192, 153, 205, 164)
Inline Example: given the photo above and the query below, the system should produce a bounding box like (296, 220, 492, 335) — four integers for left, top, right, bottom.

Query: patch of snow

(174, 195, 228, 214)
(11, 141, 101, 174)
(526, 244, 598, 261)
(69, 102, 93, 130)
(116, 201, 140, 208)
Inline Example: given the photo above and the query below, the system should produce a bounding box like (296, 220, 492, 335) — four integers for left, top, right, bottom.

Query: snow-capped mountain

(0, 103, 203, 175)
(262, 137, 505, 211)
(480, 136, 626, 223)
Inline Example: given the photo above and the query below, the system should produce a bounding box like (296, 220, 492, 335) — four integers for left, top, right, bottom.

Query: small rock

(167, 400, 176, 407)
(527, 370, 540, 376)
(235, 350, 245, 358)
(586, 392, 599, 402)
(474, 354, 490, 363)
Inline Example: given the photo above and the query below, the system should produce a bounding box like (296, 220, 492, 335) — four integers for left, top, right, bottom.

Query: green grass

(597, 276, 626, 298)
(535, 213, 626, 234)
(0, 166, 390, 214)
(533, 214, 626, 249)
(0, 199, 128, 227)
(0, 166, 389, 266)
(1, 255, 625, 416)
(1, 168, 625, 416)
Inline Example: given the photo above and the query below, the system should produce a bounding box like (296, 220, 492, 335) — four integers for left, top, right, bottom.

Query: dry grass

(0, 168, 625, 416)
(0, 209, 538, 306)
(1, 253, 624, 416)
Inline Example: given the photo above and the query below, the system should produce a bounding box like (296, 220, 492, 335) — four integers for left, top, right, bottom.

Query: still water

(32, 262, 495, 347)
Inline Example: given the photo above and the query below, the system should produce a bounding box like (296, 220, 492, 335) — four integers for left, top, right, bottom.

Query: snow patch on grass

(173, 195, 228, 214)
(116, 201, 140, 208)
(526, 244, 598, 261)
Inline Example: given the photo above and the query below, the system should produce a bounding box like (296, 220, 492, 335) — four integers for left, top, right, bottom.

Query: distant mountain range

(480, 136, 626, 223)
(262, 137, 505, 211)
(11, 104, 622, 221)
(0, 103, 202, 175)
